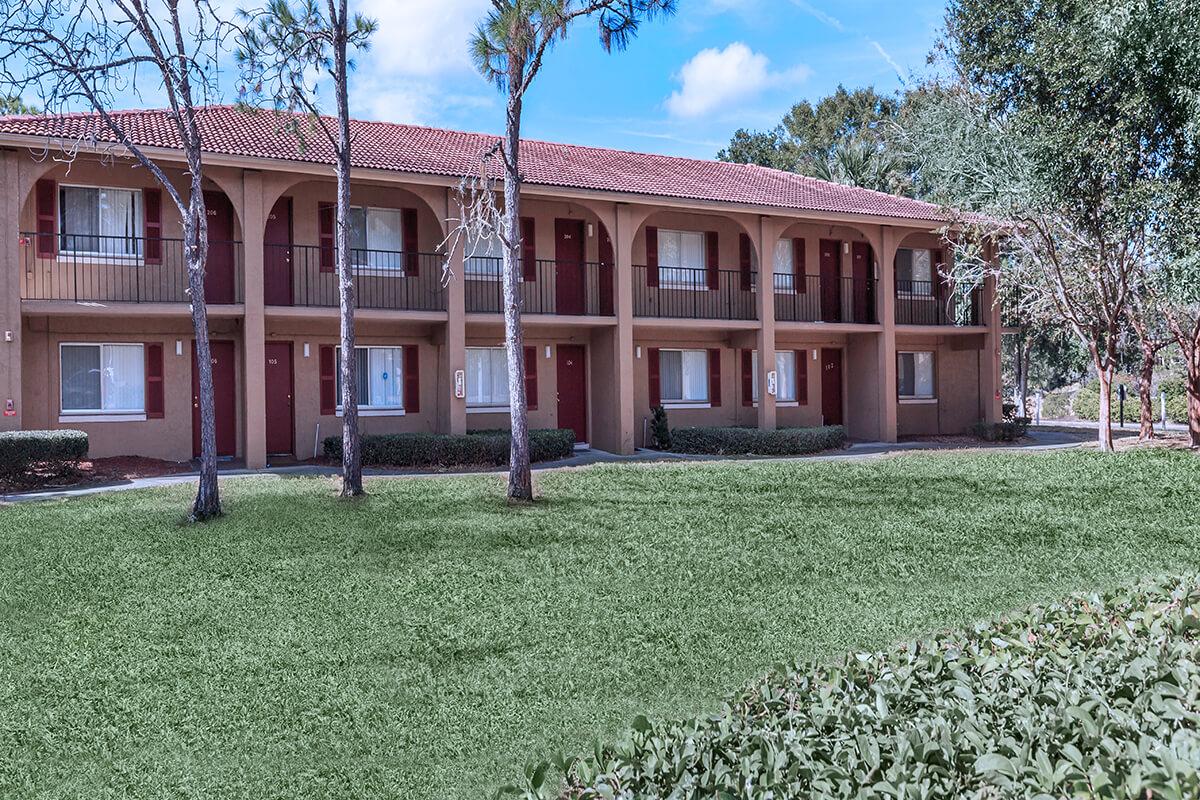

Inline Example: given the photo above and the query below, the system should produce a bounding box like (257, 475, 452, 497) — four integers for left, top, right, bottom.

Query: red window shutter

(143, 188, 163, 265)
(403, 345, 420, 413)
(318, 203, 334, 272)
(647, 347, 660, 407)
(741, 348, 753, 406)
(521, 216, 536, 281)
(796, 349, 808, 405)
(738, 233, 753, 291)
(645, 226, 659, 287)
(145, 342, 165, 418)
(598, 228, 614, 316)
(705, 231, 719, 290)
(524, 346, 538, 410)
(708, 348, 721, 407)
(319, 344, 336, 414)
(35, 178, 57, 257)
(793, 238, 806, 293)
(402, 207, 419, 275)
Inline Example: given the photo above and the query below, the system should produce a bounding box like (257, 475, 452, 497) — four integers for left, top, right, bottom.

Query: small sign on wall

(454, 369, 466, 399)
(766, 371, 778, 397)
(4, 398, 14, 417)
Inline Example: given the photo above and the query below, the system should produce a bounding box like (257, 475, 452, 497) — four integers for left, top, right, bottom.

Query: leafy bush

(1158, 378, 1191, 424)
(1072, 375, 1139, 422)
(973, 417, 1030, 442)
(1039, 389, 1072, 420)
(649, 405, 671, 450)
(507, 576, 1200, 799)
(322, 429, 574, 468)
(668, 425, 846, 456)
(0, 429, 88, 482)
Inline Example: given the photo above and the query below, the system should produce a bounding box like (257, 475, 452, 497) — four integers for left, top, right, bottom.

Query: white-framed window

(657, 229, 706, 290)
(60, 342, 145, 415)
(466, 347, 510, 409)
(464, 232, 504, 280)
(896, 248, 936, 296)
(348, 206, 404, 270)
(772, 239, 796, 291)
(660, 348, 709, 406)
(59, 185, 142, 258)
(751, 350, 798, 403)
(336, 346, 404, 411)
(898, 351, 936, 400)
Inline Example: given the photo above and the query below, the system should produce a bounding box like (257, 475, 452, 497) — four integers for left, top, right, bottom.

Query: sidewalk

(1, 428, 1089, 505)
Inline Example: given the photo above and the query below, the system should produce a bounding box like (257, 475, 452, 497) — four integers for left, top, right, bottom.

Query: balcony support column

(981, 241, 1003, 423)
(756, 216, 782, 431)
(876, 225, 900, 442)
(241, 170, 268, 468)
(444, 216, 467, 435)
(600, 202, 636, 454)
(0, 151, 20, 432)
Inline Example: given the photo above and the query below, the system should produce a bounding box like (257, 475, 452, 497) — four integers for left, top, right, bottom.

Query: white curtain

(60, 345, 101, 411)
(466, 232, 503, 277)
(367, 347, 403, 407)
(102, 344, 144, 410)
(467, 348, 508, 406)
(658, 229, 705, 287)
(367, 208, 404, 269)
(913, 351, 934, 397)
(98, 188, 139, 256)
(660, 350, 683, 401)
(681, 350, 708, 401)
(775, 351, 796, 402)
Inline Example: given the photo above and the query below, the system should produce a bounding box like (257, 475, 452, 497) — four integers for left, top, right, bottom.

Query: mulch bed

(0, 456, 193, 494)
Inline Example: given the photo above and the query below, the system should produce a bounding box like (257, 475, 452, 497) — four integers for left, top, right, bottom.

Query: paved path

(1, 428, 1089, 505)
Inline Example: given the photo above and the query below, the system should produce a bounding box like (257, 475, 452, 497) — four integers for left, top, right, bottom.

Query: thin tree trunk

(1137, 342, 1156, 441)
(503, 80, 533, 503)
(1189, 372, 1200, 450)
(333, 13, 363, 498)
(1096, 365, 1115, 452)
(1016, 333, 1029, 416)
(186, 179, 220, 521)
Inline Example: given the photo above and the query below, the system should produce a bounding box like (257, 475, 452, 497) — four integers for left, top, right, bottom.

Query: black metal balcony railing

(464, 258, 614, 316)
(632, 266, 757, 320)
(266, 244, 447, 311)
(895, 280, 983, 326)
(774, 275, 877, 324)
(21, 232, 244, 304)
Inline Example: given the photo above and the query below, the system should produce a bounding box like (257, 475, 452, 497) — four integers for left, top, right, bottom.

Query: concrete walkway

(1, 427, 1089, 505)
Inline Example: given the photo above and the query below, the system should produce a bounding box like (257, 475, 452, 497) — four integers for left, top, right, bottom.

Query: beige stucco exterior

(0, 141, 1002, 466)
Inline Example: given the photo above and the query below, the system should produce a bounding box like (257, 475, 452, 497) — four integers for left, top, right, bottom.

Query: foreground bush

(508, 576, 1200, 799)
(322, 429, 575, 468)
(0, 429, 88, 482)
(667, 425, 846, 456)
(973, 418, 1030, 442)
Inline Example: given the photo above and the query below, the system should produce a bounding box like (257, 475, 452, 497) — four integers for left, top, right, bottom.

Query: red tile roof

(0, 105, 949, 223)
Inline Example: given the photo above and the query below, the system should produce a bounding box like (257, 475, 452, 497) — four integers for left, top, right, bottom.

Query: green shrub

(667, 425, 846, 456)
(1159, 378, 1191, 424)
(973, 417, 1030, 442)
(1073, 375, 1139, 421)
(322, 429, 575, 468)
(0, 429, 89, 482)
(648, 405, 671, 450)
(1039, 389, 1072, 420)
(509, 576, 1200, 799)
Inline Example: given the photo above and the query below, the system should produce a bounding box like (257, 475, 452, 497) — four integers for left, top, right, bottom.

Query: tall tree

(238, 0, 376, 497)
(466, 0, 674, 502)
(0, 0, 232, 519)
(0, 95, 37, 115)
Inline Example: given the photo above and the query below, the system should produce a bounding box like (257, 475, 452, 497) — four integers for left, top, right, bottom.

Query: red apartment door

(263, 196, 293, 306)
(819, 239, 842, 322)
(821, 348, 844, 426)
(204, 191, 236, 304)
(851, 241, 872, 323)
(556, 345, 588, 444)
(264, 341, 294, 456)
(554, 219, 586, 315)
(192, 340, 237, 457)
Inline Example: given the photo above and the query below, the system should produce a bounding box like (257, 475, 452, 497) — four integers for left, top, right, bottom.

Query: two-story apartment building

(0, 107, 1001, 468)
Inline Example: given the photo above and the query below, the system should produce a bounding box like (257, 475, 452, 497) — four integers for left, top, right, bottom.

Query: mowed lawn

(2, 449, 1198, 800)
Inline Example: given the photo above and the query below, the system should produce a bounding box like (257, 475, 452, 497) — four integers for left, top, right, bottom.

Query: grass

(1, 448, 1198, 800)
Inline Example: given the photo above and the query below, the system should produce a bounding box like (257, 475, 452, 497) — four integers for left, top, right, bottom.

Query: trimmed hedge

(322, 429, 575, 468)
(0, 429, 88, 481)
(508, 576, 1200, 799)
(973, 417, 1031, 442)
(667, 425, 846, 456)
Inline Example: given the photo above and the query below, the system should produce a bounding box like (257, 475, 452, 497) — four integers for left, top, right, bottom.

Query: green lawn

(1, 448, 1198, 800)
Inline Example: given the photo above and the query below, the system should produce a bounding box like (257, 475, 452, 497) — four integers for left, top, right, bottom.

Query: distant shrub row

(1045, 376, 1189, 423)
(974, 417, 1031, 442)
(0, 430, 88, 482)
(667, 425, 847, 456)
(322, 429, 575, 468)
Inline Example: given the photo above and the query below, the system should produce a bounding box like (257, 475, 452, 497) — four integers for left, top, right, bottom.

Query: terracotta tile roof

(0, 105, 949, 223)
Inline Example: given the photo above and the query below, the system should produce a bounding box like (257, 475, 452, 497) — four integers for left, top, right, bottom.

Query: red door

(264, 341, 294, 456)
(204, 191, 236, 304)
(263, 196, 293, 306)
(851, 241, 873, 323)
(554, 218, 586, 315)
(819, 239, 842, 322)
(821, 348, 844, 426)
(192, 340, 237, 457)
(556, 344, 588, 444)
(598, 226, 614, 316)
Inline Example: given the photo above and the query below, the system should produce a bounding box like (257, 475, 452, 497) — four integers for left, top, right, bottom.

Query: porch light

(545, 345, 551, 359)
(587, 223, 594, 238)
(636, 346, 642, 359)
(843, 242, 850, 254)
(303, 342, 310, 358)
(175, 340, 182, 356)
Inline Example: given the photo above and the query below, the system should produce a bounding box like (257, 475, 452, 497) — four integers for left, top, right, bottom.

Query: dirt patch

(1, 456, 193, 494)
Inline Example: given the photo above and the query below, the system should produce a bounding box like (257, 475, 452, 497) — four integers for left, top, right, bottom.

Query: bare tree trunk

(333, 11, 362, 498)
(1096, 365, 1115, 452)
(1016, 332, 1029, 415)
(185, 178, 220, 520)
(503, 79, 533, 503)
(1188, 369, 1200, 450)
(1137, 341, 1156, 441)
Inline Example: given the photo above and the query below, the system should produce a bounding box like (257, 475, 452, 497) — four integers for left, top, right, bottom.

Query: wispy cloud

(665, 42, 811, 119)
(787, 0, 845, 32)
(870, 40, 906, 82)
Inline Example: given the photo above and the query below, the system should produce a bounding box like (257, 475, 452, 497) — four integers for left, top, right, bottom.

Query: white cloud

(356, 0, 490, 77)
(665, 43, 810, 119)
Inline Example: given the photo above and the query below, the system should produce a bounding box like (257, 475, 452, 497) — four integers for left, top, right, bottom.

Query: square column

(607, 203, 636, 454)
(444, 232, 467, 435)
(876, 225, 899, 442)
(0, 151, 20, 432)
(756, 216, 779, 430)
(241, 170, 267, 468)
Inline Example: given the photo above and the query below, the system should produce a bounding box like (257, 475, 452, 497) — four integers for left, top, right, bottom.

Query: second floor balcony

(264, 244, 447, 312)
(774, 275, 877, 324)
(895, 280, 984, 326)
(633, 265, 757, 321)
(464, 258, 614, 316)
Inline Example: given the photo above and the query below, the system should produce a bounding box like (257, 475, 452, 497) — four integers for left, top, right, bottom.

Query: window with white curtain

(659, 349, 709, 404)
(348, 206, 404, 270)
(657, 229, 706, 289)
(466, 347, 510, 408)
(60, 343, 144, 413)
(773, 239, 795, 291)
(464, 232, 504, 279)
(751, 350, 798, 403)
(59, 186, 142, 257)
(895, 248, 935, 295)
(898, 351, 935, 399)
(336, 346, 404, 409)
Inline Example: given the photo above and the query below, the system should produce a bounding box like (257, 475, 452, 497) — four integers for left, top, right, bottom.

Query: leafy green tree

(0, 95, 36, 114)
